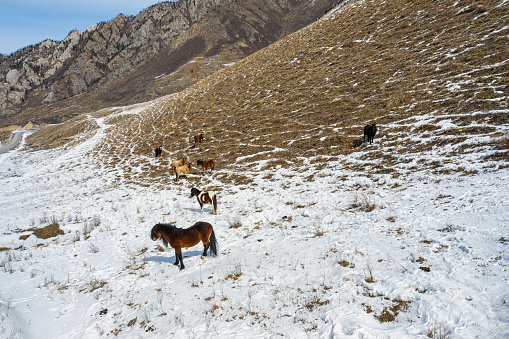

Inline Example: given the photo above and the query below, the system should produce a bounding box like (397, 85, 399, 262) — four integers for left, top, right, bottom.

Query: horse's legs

(174, 248, 185, 269)
(202, 241, 209, 259)
(179, 253, 185, 269)
(173, 249, 180, 266)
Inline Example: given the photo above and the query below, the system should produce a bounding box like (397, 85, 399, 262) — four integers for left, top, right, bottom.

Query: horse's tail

(208, 229, 218, 256)
(212, 193, 217, 215)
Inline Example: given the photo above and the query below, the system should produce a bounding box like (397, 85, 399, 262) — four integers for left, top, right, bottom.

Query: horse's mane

(154, 223, 179, 247)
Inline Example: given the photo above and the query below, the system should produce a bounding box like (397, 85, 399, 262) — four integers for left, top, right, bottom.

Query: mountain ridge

(0, 0, 340, 133)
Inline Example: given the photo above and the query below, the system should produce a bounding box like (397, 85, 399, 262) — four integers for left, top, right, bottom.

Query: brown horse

(190, 188, 217, 215)
(170, 158, 187, 175)
(193, 133, 204, 148)
(174, 163, 192, 181)
(150, 222, 218, 270)
(197, 160, 214, 174)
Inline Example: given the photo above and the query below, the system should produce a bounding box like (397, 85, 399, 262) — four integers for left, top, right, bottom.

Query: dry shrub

(32, 223, 64, 239)
(427, 323, 452, 339)
(225, 272, 243, 280)
(375, 300, 410, 323)
(305, 295, 329, 310)
(338, 260, 355, 268)
(351, 194, 378, 212)
(228, 217, 242, 229)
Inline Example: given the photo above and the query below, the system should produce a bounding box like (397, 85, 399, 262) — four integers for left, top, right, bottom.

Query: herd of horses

(150, 126, 377, 269)
(150, 132, 220, 270)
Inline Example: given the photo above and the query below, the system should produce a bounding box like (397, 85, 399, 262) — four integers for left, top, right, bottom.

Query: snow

(0, 102, 508, 338)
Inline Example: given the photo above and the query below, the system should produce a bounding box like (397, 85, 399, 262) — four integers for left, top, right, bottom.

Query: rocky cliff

(0, 0, 340, 128)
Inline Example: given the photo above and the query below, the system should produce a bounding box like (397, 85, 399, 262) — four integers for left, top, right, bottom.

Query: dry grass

(22, 0, 508, 186)
(305, 295, 329, 310)
(427, 323, 452, 339)
(486, 132, 509, 162)
(351, 194, 380, 212)
(225, 272, 243, 281)
(338, 259, 355, 268)
(374, 300, 410, 323)
(228, 217, 243, 229)
(17, 223, 65, 240)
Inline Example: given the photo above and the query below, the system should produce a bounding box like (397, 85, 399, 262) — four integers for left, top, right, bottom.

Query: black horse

(155, 146, 163, 158)
(364, 124, 377, 144)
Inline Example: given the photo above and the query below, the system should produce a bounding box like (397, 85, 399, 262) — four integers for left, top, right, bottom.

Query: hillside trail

(0, 131, 25, 155)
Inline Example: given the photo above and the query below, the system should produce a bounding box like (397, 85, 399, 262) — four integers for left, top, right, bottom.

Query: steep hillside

(0, 0, 339, 131)
(34, 0, 506, 186)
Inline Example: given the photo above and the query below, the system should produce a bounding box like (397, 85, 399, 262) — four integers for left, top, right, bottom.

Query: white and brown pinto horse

(190, 188, 217, 215)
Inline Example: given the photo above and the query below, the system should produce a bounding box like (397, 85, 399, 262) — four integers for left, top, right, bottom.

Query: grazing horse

(364, 123, 377, 144)
(170, 158, 187, 175)
(174, 163, 192, 181)
(197, 160, 214, 174)
(193, 133, 204, 148)
(190, 188, 217, 215)
(155, 146, 163, 158)
(150, 222, 218, 270)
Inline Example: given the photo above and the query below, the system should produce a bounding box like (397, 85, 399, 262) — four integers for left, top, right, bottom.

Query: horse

(190, 188, 217, 215)
(363, 123, 377, 144)
(197, 160, 214, 174)
(155, 146, 163, 158)
(193, 133, 204, 148)
(174, 163, 192, 181)
(170, 158, 187, 175)
(150, 222, 218, 270)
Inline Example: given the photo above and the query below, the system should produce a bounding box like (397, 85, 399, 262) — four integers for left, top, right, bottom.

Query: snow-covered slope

(1, 100, 508, 338)
(1, 0, 508, 337)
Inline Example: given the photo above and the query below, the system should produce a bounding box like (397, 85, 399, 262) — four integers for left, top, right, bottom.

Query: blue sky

(0, 0, 173, 55)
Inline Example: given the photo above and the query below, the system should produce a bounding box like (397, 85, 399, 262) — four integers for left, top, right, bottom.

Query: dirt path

(0, 131, 25, 154)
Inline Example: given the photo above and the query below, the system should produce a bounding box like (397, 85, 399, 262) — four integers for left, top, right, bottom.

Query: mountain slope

(0, 0, 340, 131)
(56, 0, 506, 185)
